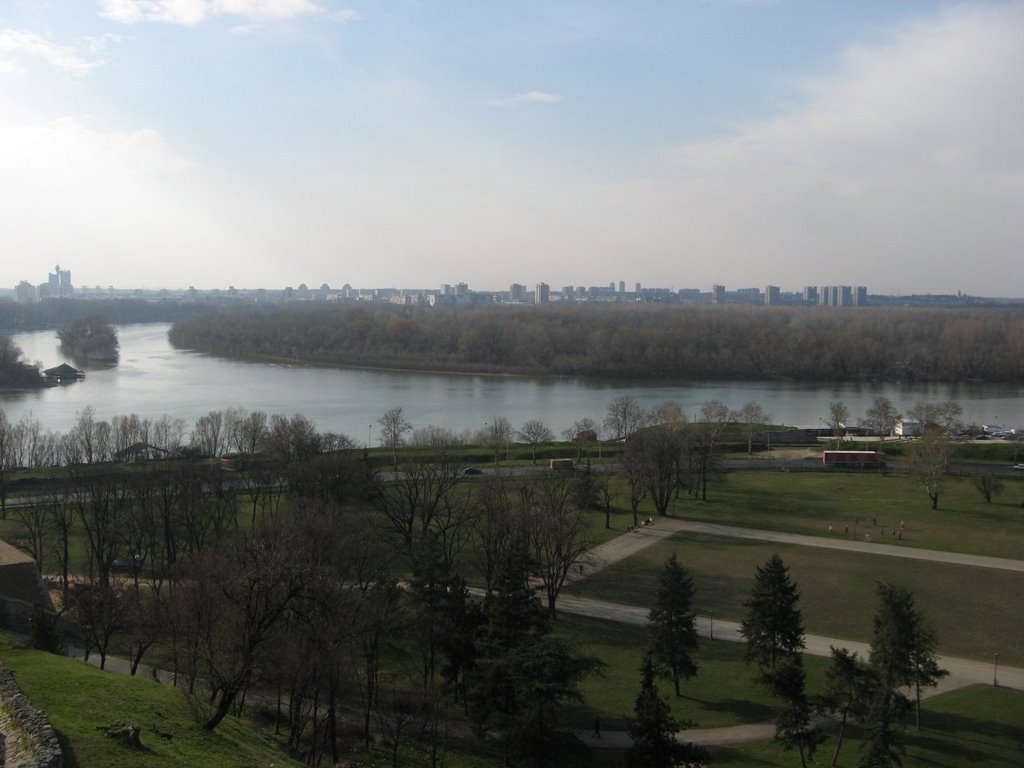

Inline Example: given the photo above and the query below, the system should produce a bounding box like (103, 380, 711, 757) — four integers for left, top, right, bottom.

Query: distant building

(509, 283, 527, 302)
(711, 284, 725, 304)
(803, 286, 818, 304)
(47, 264, 73, 298)
(765, 286, 781, 306)
(535, 282, 550, 304)
(854, 286, 868, 306)
(15, 281, 37, 304)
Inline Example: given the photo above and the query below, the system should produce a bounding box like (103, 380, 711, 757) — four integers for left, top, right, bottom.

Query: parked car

(1013, 464, 1024, 471)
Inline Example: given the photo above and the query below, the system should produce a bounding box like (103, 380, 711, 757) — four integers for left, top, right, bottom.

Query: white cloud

(0, 28, 101, 76)
(483, 90, 564, 108)
(577, 2, 1024, 293)
(98, 0, 325, 25)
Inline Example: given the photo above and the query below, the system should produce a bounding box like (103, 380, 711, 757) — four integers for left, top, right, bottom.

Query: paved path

(571, 518, 1024, 580)
(562, 516, 1024, 748)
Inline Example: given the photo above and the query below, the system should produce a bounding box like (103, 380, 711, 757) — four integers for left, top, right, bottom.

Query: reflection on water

(2, 323, 1022, 439)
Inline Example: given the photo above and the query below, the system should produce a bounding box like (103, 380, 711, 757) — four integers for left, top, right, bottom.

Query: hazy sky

(1, 1, 1021, 295)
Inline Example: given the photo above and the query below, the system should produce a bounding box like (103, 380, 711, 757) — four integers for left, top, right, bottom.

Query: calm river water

(2, 324, 1022, 440)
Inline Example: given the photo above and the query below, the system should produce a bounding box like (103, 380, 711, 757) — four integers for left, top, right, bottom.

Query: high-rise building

(765, 286, 780, 305)
(509, 283, 527, 302)
(803, 286, 818, 303)
(854, 286, 868, 306)
(535, 282, 550, 304)
(711, 284, 725, 304)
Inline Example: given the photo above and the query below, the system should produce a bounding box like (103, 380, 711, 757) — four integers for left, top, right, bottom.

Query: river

(2, 324, 1021, 441)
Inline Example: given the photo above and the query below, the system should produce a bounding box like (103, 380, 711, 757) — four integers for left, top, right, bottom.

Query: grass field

(673, 469, 1024, 559)
(0, 636, 300, 768)
(565, 530, 1024, 665)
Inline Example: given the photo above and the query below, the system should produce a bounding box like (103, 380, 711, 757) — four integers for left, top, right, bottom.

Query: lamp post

(368, 424, 372, 449)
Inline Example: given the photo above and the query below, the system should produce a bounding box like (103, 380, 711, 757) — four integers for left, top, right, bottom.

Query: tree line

(169, 303, 1024, 382)
(0, 297, 206, 333)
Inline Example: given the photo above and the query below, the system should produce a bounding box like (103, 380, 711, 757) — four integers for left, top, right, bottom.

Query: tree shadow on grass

(706, 745, 780, 766)
(908, 709, 1024, 762)
(682, 696, 776, 724)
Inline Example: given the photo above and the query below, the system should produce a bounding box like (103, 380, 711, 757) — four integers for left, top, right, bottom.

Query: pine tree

(466, 547, 602, 766)
(739, 553, 805, 683)
(862, 583, 947, 767)
(648, 554, 699, 696)
(626, 654, 707, 768)
(740, 554, 820, 763)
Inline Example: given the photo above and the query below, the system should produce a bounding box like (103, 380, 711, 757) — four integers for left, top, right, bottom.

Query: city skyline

(1, 2, 1021, 295)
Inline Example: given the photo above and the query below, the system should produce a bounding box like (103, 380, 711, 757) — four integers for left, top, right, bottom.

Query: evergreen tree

(626, 654, 707, 768)
(818, 646, 874, 767)
(740, 555, 820, 761)
(739, 554, 805, 683)
(466, 548, 602, 766)
(863, 583, 947, 767)
(647, 554, 699, 696)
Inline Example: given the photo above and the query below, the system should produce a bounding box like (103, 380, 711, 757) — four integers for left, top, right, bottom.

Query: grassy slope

(0, 637, 300, 768)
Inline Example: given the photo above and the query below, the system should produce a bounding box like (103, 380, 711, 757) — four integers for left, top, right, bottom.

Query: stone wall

(0, 662, 62, 768)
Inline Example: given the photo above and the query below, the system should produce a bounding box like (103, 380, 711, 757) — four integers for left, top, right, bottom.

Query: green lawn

(566, 531, 1024, 665)
(711, 685, 1024, 768)
(0, 637, 300, 768)
(555, 613, 831, 732)
(673, 469, 1024, 559)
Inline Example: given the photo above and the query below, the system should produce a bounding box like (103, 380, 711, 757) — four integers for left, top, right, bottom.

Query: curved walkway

(563, 517, 1024, 748)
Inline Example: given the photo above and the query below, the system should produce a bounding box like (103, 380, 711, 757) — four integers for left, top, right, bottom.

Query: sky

(1, 1, 1021, 296)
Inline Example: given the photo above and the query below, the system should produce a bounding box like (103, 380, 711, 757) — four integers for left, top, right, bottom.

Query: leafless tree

(907, 427, 955, 509)
(562, 417, 599, 462)
(191, 410, 226, 458)
(525, 475, 593, 615)
(482, 416, 513, 467)
(516, 419, 554, 465)
(970, 473, 1004, 503)
(604, 395, 648, 441)
(906, 400, 963, 434)
(378, 406, 414, 468)
(736, 401, 770, 455)
(827, 401, 850, 447)
(862, 396, 901, 443)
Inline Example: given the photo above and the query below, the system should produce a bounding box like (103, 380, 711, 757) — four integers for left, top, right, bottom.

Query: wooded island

(169, 303, 1024, 383)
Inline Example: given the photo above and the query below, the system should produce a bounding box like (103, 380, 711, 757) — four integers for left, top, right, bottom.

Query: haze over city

(1, 1, 1021, 295)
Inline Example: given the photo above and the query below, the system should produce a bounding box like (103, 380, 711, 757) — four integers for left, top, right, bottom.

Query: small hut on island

(43, 363, 85, 383)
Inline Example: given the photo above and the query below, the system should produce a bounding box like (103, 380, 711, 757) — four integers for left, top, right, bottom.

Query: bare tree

(179, 525, 309, 731)
(907, 427, 955, 509)
(192, 410, 226, 458)
(152, 413, 188, 456)
(624, 426, 684, 517)
(234, 409, 269, 454)
(827, 401, 849, 447)
(970, 473, 1004, 503)
(525, 476, 593, 615)
(378, 406, 413, 467)
(604, 395, 648, 441)
(516, 419, 554, 465)
(736, 401, 770, 455)
(906, 400, 963, 434)
(482, 416, 513, 467)
(862, 396, 901, 443)
(562, 417, 599, 462)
